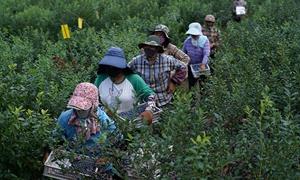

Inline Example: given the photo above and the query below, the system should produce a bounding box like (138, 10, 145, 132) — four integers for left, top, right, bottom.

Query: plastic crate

(190, 64, 211, 78)
(43, 150, 108, 179)
(43, 150, 76, 180)
(236, 6, 246, 15)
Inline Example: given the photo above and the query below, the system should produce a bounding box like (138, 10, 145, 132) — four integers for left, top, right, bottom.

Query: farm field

(0, 0, 299, 179)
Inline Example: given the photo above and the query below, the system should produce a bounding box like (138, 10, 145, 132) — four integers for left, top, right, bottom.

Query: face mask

(76, 109, 90, 119)
(105, 66, 122, 78)
(206, 22, 214, 28)
(144, 48, 157, 58)
(191, 35, 199, 40)
(107, 70, 119, 78)
(191, 38, 198, 47)
(159, 36, 165, 44)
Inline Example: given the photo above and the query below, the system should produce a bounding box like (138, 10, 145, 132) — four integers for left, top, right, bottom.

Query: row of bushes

(0, 0, 299, 179)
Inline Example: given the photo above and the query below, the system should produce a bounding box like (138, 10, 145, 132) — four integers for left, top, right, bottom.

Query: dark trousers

(232, 12, 242, 22)
(188, 65, 206, 90)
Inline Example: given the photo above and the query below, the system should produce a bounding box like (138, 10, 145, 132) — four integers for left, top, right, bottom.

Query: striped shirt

(129, 54, 187, 107)
(183, 37, 210, 65)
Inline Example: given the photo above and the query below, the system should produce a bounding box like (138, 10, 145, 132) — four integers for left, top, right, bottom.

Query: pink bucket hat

(67, 82, 99, 110)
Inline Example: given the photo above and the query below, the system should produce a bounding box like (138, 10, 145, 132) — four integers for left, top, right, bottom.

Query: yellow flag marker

(78, 17, 83, 29)
(95, 10, 100, 20)
(61, 24, 70, 39)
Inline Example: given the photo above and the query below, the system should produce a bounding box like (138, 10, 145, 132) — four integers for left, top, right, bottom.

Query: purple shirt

(182, 38, 210, 65)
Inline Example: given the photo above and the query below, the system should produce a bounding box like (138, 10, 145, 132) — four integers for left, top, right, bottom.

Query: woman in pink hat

(55, 82, 120, 176)
(57, 82, 118, 148)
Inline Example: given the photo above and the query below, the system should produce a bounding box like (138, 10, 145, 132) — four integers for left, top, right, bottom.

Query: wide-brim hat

(205, 15, 216, 22)
(138, 35, 164, 53)
(67, 82, 99, 110)
(186, 22, 203, 36)
(67, 96, 92, 110)
(150, 24, 170, 39)
(98, 47, 128, 69)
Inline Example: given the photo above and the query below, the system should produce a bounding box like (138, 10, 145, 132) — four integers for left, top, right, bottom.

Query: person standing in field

(150, 24, 190, 65)
(95, 47, 156, 124)
(232, 0, 247, 22)
(202, 15, 221, 58)
(183, 22, 210, 89)
(150, 24, 190, 89)
(56, 82, 119, 176)
(129, 35, 187, 108)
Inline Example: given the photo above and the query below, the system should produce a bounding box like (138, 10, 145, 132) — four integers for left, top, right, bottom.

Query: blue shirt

(57, 107, 116, 147)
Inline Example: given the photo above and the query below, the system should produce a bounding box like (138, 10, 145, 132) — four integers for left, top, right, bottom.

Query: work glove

(140, 110, 153, 125)
(167, 81, 176, 93)
(200, 64, 206, 71)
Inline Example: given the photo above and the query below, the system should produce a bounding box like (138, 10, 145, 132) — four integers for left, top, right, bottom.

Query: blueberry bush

(0, 0, 299, 179)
